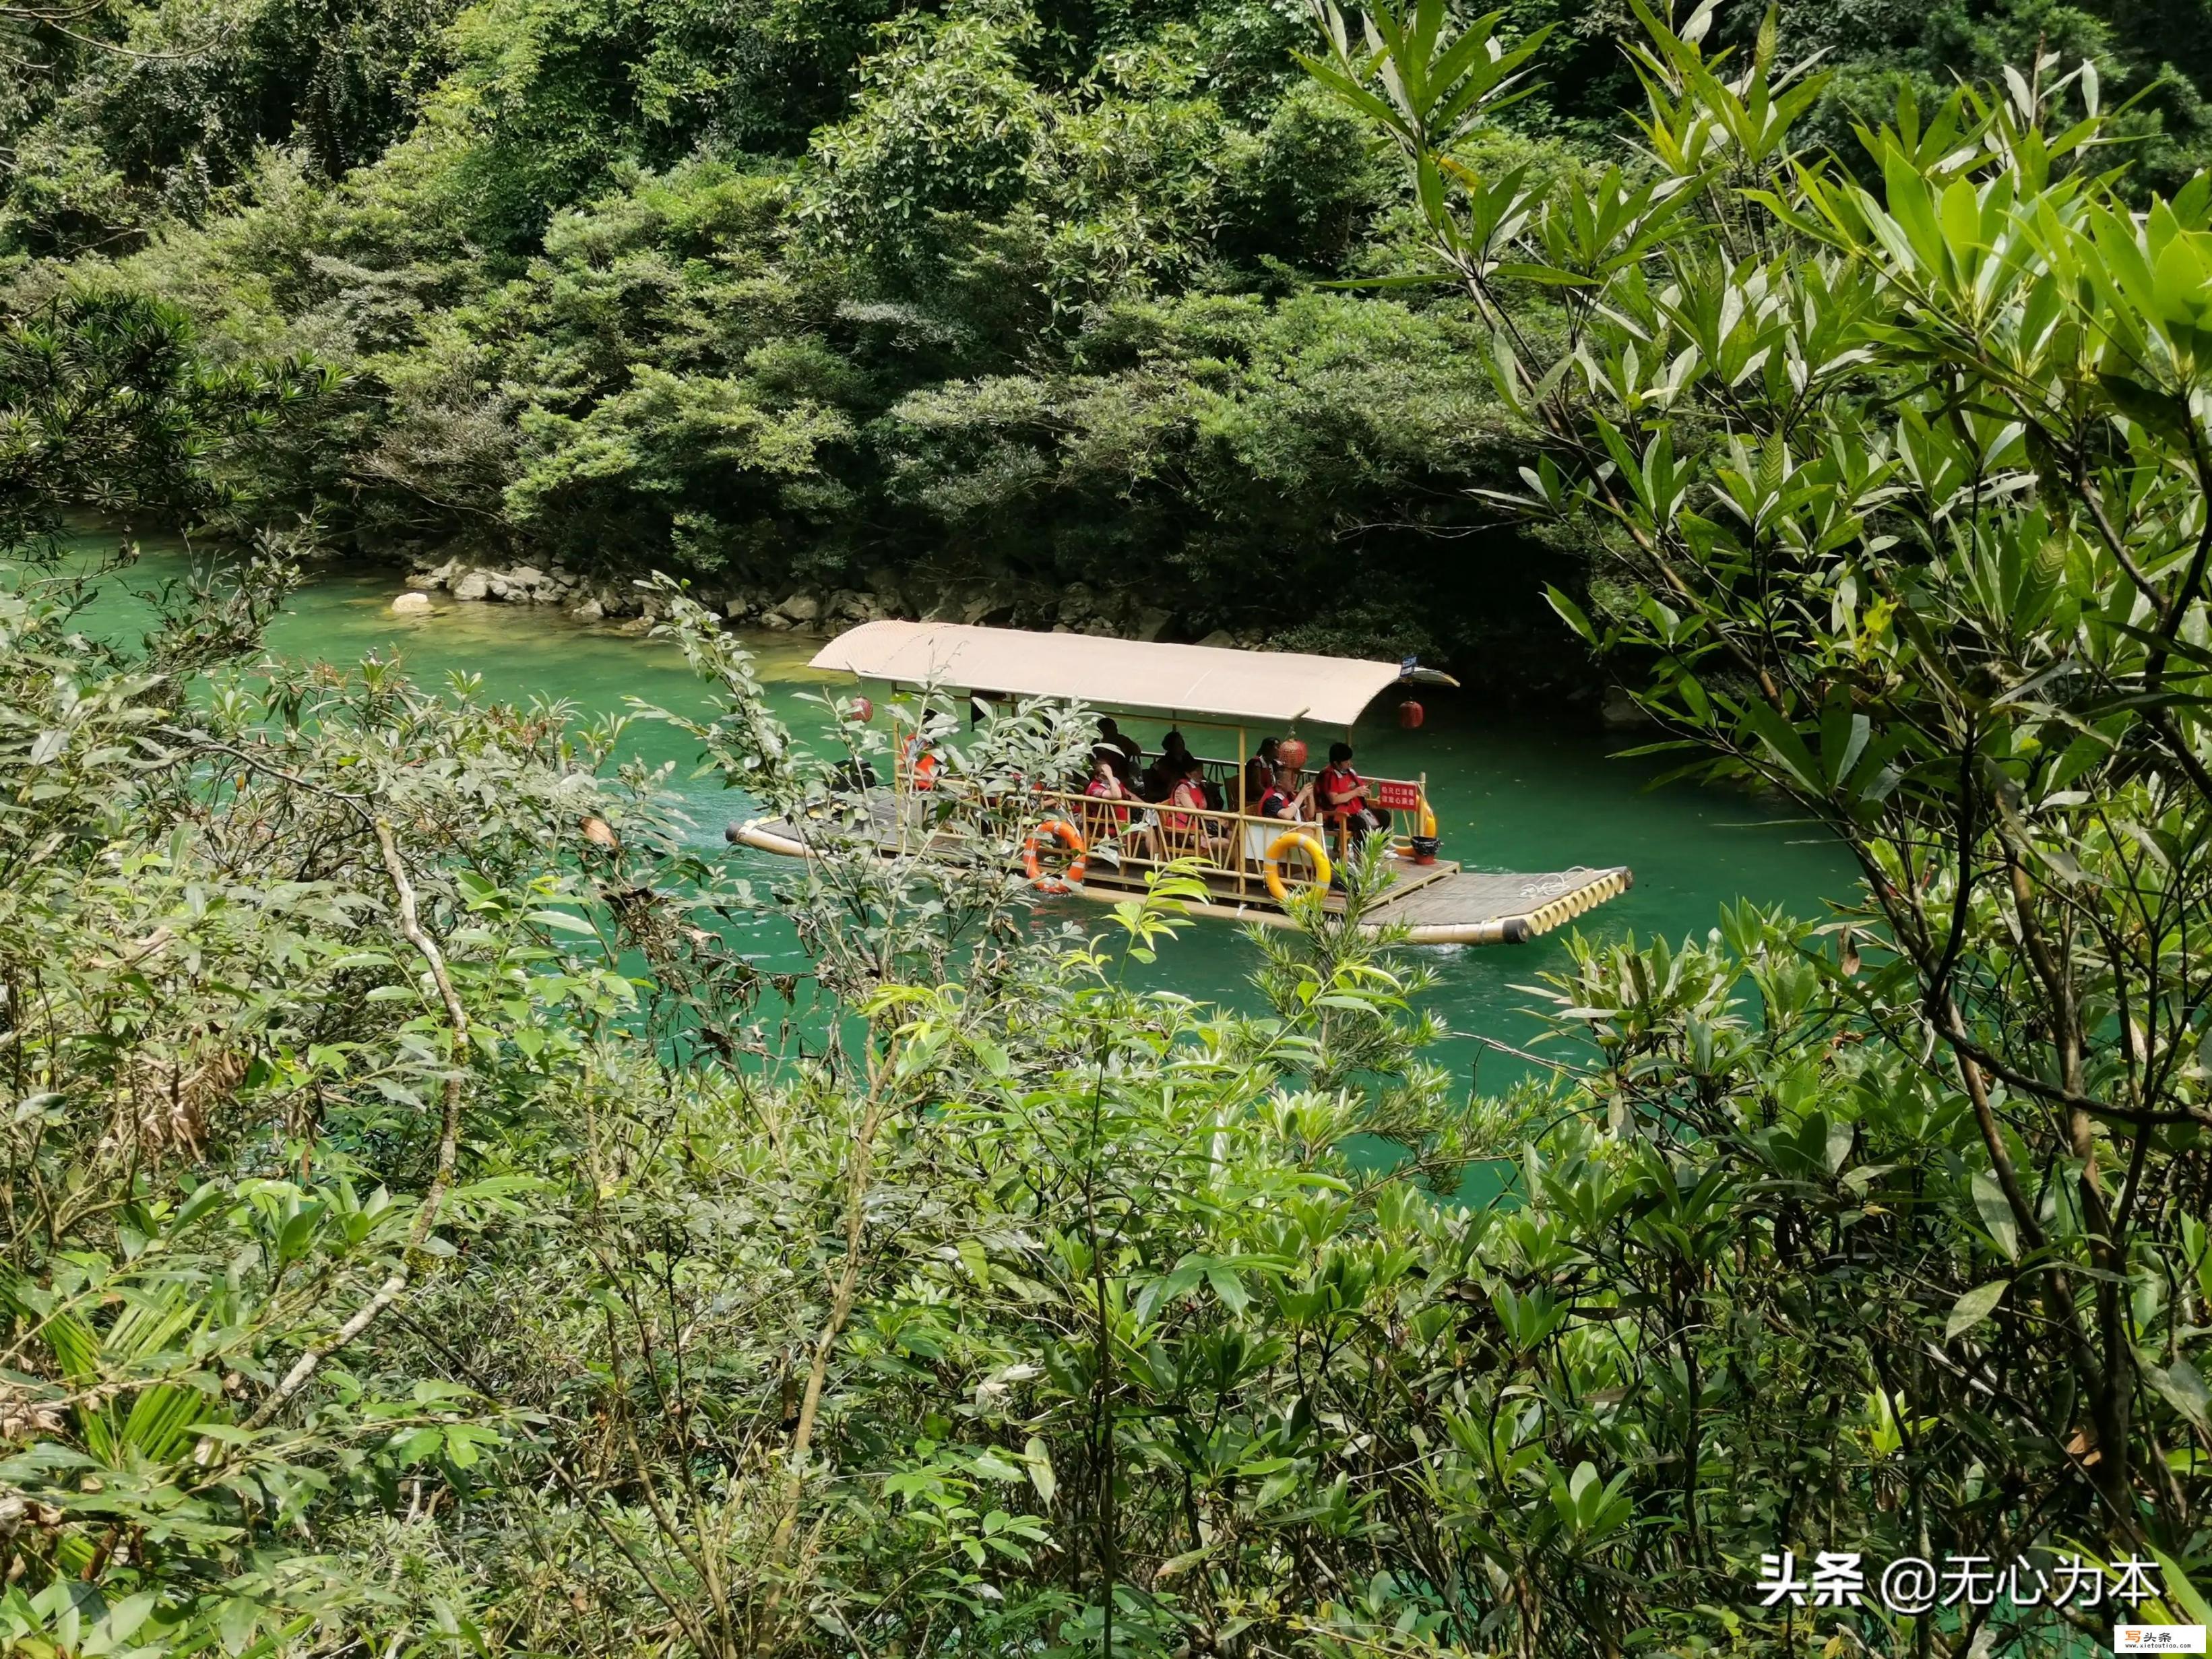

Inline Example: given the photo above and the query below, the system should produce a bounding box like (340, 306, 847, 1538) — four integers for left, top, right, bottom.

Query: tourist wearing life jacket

(1083, 753, 1132, 828)
(1317, 742, 1385, 846)
(1257, 762, 1310, 823)
(1243, 737, 1282, 811)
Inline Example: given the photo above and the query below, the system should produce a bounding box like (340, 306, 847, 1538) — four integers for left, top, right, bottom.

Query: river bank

(398, 552, 1296, 656)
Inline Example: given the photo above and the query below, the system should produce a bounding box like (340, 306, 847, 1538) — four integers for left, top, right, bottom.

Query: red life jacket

(1317, 763, 1368, 818)
(1084, 774, 1129, 825)
(1162, 778, 1206, 833)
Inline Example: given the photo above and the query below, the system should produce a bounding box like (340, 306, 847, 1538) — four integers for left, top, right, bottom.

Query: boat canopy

(810, 621, 1454, 728)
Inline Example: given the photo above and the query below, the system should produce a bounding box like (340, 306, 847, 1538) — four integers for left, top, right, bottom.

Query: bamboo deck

(728, 803, 1632, 947)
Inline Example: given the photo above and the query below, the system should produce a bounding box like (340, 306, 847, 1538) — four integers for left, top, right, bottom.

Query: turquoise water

(44, 544, 1856, 1078)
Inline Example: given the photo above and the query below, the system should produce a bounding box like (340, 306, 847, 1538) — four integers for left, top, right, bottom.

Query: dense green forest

(9, 0, 2212, 1656)
(11, 0, 2212, 680)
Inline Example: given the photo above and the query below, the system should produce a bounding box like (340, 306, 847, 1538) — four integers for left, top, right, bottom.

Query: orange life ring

(902, 734, 940, 790)
(1263, 831, 1331, 903)
(1021, 818, 1087, 894)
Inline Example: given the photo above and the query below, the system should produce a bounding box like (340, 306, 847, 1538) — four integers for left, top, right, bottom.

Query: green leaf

(1023, 1436, 1056, 1506)
(1970, 1170, 2019, 1262)
(1945, 1280, 2008, 1340)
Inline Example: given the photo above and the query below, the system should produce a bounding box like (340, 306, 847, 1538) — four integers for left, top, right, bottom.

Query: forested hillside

(10, 0, 2212, 681)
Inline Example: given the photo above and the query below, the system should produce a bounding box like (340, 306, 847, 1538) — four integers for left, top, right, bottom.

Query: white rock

(777, 592, 821, 623)
(391, 592, 433, 615)
(508, 565, 547, 588)
(453, 570, 492, 602)
(571, 598, 604, 623)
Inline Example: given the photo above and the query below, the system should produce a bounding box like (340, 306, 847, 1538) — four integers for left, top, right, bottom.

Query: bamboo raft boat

(730, 622, 1633, 947)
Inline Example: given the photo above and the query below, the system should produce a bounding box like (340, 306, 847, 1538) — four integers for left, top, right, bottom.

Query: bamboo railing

(893, 747, 1436, 906)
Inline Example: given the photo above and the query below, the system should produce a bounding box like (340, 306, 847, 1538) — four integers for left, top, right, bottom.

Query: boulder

(863, 567, 905, 613)
(452, 569, 493, 602)
(959, 592, 1012, 626)
(1600, 686, 1651, 730)
(1195, 629, 1237, 650)
(409, 557, 460, 592)
(1135, 608, 1172, 643)
(486, 575, 513, 600)
(391, 592, 433, 615)
(828, 588, 868, 621)
(571, 598, 605, 623)
(508, 564, 547, 589)
(760, 612, 793, 630)
(776, 592, 822, 624)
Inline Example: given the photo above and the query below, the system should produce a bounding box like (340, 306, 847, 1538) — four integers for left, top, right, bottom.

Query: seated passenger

(1240, 761, 1310, 865)
(1082, 754, 1133, 837)
(1162, 757, 1228, 854)
(1258, 763, 1310, 822)
(1317, 741, 1385, 846)
(1243, 738, 1280, 811)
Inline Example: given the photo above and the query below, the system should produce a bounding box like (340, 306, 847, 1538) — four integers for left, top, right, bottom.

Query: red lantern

(1277, 737, 1308, 770)
(1399, 698, 1424, 729)
(850, 696, 874, 723)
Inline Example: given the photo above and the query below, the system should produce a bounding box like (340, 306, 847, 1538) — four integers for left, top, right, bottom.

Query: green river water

(63, 543, 1856, 1082)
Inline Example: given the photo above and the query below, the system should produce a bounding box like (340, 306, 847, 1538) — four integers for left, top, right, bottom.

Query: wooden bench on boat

(728, 621, 1633, 946)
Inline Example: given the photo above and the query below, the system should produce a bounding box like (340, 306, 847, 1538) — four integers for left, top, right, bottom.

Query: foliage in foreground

(0, 542, 2203, 1659)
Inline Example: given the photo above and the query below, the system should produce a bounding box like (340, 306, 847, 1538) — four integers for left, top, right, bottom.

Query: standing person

(1242, 737, 1280, 812)
(1142, 730, 1192, 801)
(1317, 741, 1385, 848)
(1094, 716, 1142, 768)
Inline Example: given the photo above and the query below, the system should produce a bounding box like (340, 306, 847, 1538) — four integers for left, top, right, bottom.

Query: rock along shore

(398, 557, 1259, 650)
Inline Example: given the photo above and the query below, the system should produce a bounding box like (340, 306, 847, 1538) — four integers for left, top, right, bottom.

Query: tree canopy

(19, 0, 2212, 683)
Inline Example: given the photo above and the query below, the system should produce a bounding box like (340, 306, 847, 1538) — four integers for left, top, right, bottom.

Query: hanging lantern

(1277, 737, 1309, 770)
(850, 695, 874, 723)
(1399, 697, 1425, 729)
